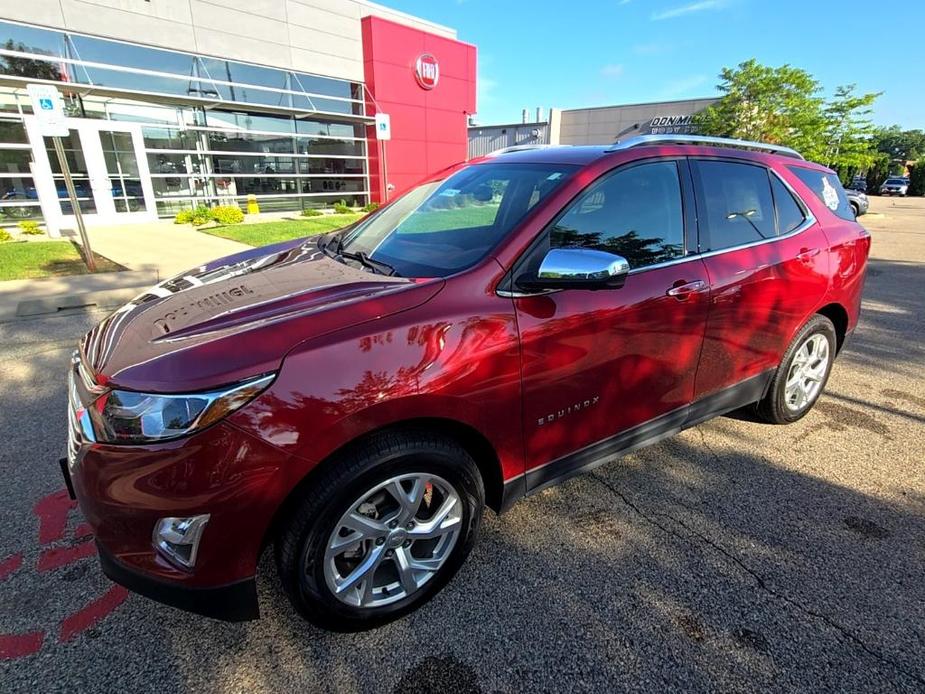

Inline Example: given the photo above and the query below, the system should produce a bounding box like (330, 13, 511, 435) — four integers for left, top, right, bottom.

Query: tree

(908, 159, 925, 197)
(695, 59, 827, 161)
(823, 84, 881, 180)
(865, 127, 925, 191)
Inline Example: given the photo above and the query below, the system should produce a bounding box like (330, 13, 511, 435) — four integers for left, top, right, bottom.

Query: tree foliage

(695, 60, 881, 180)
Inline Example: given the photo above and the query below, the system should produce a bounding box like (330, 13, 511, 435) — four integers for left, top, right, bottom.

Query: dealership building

(468, 97, 719, 158)
(0, 1, 475, 233)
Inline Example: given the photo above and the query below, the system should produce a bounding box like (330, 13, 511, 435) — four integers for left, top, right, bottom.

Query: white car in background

(879, 177, 909, 196)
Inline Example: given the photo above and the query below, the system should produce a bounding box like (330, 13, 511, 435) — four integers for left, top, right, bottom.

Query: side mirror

(517, 248, 630, 291)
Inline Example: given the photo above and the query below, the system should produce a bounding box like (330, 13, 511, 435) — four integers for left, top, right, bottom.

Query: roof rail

(605, 134, 805, 160)
(486, 144, 561, 157)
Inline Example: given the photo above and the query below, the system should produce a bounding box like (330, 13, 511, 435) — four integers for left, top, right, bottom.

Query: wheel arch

(262, 417, 506, 554)
(816, 302, 849, 352)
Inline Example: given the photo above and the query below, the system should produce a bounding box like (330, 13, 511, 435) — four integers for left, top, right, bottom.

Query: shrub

(301, 208, 324, 217)
(333, 200, 352, 214)
(18, 220, 43, 235)
(209, 205, 244, 225)
(361, 202, 379, 213)
(908, 159, 925, 197)
(0, 228, 11, 242)
(175, 205, 211, 226)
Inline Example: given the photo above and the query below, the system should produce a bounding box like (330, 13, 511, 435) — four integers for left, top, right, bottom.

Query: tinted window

(770, 175, 806, 234)
(548, 161, 685, 269)
(693, 161, 775, 251)
(339, 163, 576, 278)
(788, 166, 855, 221)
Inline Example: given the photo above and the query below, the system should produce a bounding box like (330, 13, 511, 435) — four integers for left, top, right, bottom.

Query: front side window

(693, 160, 776, 251)
(547, 161, 685, 269)
(337, 163, 576, 278)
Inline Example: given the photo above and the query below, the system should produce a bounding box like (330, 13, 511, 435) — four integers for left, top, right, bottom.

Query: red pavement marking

(59, 585, 130, 643)
(0, 632, 45, 660)
(37, 540, 97, 573)
(33, 490, 77, 545)
(0, 553, 23, 581)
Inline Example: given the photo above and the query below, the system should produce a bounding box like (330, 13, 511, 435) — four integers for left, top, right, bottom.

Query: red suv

(62, 135, 870, 630)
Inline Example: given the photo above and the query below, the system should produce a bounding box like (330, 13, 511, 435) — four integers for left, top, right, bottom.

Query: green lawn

(203, 213, 365, 247)
(396, 204, 499, 232)
(0, 241, 123, 281)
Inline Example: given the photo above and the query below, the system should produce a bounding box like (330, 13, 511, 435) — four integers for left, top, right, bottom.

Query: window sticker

(821, 176, 840, 211)
(546, 172, 563, 180)
(439, 189, 460, 197)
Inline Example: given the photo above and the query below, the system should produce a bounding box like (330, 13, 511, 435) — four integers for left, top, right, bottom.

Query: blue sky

(387, 0, 925, 129)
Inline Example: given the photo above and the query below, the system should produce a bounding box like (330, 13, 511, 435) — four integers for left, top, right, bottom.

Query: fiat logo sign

(415, 54, 439, 90)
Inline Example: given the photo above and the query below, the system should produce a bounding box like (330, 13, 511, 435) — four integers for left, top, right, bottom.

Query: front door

(512, 159, 709, 489)
(24, 118, 157, 234)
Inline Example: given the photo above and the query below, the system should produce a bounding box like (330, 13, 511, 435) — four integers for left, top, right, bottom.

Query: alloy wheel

(784, 333, 830, 411)
(320, 473, 462, 608)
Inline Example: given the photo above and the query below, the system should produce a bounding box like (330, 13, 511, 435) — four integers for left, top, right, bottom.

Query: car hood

(80, 238, 443, 392)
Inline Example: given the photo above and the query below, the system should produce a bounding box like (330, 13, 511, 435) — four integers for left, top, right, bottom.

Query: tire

(756, 314, 836, 424)
(850, 201, 859, 217)
(275, 430, 484, 631)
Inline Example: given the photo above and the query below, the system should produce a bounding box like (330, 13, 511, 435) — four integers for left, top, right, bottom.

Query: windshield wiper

(338, 249, 398, 276)
(320, 232, 398, 276)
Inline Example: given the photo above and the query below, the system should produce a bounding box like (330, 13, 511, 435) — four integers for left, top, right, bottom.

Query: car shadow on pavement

(2, 258, 924, 691)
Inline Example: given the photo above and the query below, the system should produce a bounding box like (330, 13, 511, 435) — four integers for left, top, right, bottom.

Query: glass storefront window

(69, 34, 193, 76)
(206, 131, 294, 154)
(0, 148, 32, 173)
(299, 158, 365, 175)
(143, 127, 200, 151)
(0, 119, 28, 144)
(148, 152, 194, 175)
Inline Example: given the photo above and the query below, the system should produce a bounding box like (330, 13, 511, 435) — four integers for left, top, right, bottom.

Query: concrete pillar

(548, 108, 561, 145)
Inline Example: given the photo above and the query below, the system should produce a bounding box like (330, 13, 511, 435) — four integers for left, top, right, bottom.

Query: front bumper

(97, 543, 259, 621)
(64, 412, 296, 620)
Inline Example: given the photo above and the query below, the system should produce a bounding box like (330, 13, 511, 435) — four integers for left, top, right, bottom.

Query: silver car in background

(879, 177, 909, 196)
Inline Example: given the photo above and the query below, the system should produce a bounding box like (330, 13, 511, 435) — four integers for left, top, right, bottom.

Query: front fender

(228, 282, 525, 490)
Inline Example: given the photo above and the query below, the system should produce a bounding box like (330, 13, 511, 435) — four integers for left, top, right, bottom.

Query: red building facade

(362, 16, 478, 202)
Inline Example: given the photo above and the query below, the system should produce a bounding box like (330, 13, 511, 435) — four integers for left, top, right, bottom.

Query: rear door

(512, 159, 711, 487)
(690, 158, 830, 401)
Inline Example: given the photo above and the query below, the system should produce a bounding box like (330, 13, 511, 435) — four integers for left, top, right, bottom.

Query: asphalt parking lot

(1, 196, 923, 693)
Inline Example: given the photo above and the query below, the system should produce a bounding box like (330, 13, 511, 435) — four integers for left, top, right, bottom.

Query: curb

(14, 285, 149, 318)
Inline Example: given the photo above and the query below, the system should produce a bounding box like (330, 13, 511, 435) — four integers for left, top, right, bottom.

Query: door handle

(666, 280, 706, 299)
(797, 247, 821, 261)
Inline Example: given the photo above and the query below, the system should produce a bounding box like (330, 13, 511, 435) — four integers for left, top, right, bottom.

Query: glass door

(25, 118, 157, 234)
(42, 129, 97, 216)
(98, 130, 147, 214)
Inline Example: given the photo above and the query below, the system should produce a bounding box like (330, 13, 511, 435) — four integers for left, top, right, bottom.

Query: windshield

(334, 162, 577, 277)
(885, 179, 906, 185)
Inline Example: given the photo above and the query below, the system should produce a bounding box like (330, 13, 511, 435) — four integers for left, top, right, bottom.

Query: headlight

(88, 374, 274, 444)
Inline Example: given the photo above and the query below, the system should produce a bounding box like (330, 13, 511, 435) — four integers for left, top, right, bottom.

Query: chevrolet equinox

(62, 135, 870, 630)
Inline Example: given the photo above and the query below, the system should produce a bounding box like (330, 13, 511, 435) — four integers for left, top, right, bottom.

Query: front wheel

(756, 315, 836, 424)
(275, 431, 484, 631)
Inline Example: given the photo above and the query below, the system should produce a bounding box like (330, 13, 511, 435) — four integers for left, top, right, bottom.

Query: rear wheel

(756, 315, 836, 424)
(275, 431, 484, 631)
(850, 201, 860, 217)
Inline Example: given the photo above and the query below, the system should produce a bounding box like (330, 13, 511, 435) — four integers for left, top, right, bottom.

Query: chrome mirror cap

(537, 248, 630, 281)
(517, 247, 631, 291)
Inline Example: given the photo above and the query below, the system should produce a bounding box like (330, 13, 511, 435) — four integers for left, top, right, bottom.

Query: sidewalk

(64, 221, 251, 277)
(1, 221, 251, 320)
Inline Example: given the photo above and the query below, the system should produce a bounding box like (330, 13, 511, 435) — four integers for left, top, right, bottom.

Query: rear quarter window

(787, 166, 855, 221)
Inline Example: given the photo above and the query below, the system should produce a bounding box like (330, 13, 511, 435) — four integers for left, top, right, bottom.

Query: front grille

(66, 352, 99, 471)
(66, 367, 82, 470)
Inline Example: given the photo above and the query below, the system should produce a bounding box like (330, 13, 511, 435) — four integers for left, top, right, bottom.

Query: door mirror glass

(518, 248, 630, 290)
